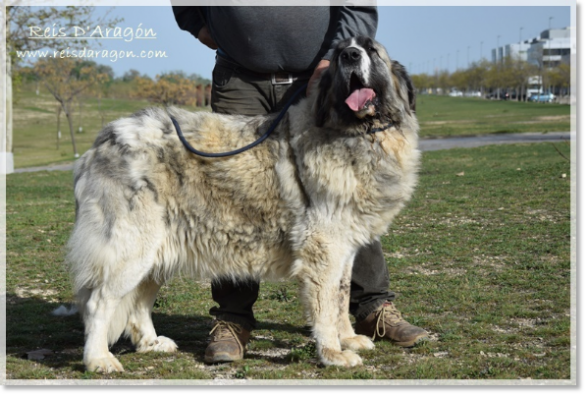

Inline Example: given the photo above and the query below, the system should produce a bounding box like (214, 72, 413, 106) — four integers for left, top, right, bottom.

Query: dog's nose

(340, 47, 362, 64)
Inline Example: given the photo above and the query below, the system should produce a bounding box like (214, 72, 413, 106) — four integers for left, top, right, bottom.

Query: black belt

(215, 53, 313, 85)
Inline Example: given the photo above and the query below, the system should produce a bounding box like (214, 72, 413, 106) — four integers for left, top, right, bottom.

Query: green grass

(5, 142, 571, 381)
(12, 87, 570, 168)
(416, 95, 570, 138)
(12, 88, 207, 169)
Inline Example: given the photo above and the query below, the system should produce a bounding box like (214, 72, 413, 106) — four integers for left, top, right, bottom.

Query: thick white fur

(67, 38, 419, 372)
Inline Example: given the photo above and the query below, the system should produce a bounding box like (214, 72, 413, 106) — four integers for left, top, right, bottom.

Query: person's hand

(307, 59, 330, 95)
(197, 25, 218, 50)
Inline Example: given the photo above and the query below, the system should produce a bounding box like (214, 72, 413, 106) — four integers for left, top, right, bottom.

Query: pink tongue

(345, 88, 376, 111)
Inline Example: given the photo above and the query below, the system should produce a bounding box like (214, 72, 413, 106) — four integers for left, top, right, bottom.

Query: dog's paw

(320, 348, 362, 367)
(136, 336, 178, 353)
(340, 335, 375, 351)
(85, 352, 124, 373)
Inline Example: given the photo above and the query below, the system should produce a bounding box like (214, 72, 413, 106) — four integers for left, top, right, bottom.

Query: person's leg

(205, 60, 274, 363)
(206, 58, 310, 362)
(351, 241, 429, 346)
(348, 240, 395, 321)
(208, 278, 259, 331)
(204, 278, 259, 364)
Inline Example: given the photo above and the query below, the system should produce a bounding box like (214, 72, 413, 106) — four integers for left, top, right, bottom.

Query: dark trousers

(208, 55, 395, 330)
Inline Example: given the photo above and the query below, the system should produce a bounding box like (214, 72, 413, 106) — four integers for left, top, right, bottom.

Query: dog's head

(314, 36, 416, 134)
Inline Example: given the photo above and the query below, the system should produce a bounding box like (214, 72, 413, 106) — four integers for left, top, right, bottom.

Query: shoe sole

(393, 334, 430, 348)
(204, 353, 244, 364)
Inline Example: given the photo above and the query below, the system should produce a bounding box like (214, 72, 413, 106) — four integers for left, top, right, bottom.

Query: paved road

(14, 131, 571, 174)
(419, 131, 570, 151)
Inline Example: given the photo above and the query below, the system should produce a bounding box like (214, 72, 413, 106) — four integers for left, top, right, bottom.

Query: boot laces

(373, 302, 405, 340)
(210, 320, 243, 344)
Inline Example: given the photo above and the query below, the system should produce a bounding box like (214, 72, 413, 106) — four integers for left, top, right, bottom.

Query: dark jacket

(172, 6, 378, 73)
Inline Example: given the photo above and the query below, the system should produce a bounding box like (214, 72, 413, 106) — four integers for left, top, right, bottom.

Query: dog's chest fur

(283, 101, 419, 241)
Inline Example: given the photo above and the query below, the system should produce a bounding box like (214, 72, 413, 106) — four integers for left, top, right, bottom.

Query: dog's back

(68, 107, 298, 293)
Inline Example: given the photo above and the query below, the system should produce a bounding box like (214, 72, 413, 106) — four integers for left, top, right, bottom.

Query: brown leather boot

(204, 320, 251, 363)
(355, 302, 429, 347)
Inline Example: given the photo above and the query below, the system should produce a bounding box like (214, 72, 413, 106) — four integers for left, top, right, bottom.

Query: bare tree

(35, 58, 107, 157)
(4, 4, 119, 171)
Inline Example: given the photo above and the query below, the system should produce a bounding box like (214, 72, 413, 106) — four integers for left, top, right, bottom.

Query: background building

(492, 27, 571, 68)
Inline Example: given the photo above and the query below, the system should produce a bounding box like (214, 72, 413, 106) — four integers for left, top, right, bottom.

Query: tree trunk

(98, 95, 104, 127)
(78, 98, 82, 133)
(56, 106, 61, 150)
(64, 102, 79, 157)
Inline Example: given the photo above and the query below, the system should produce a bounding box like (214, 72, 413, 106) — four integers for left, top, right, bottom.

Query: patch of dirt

(384, 247, 429, 261)
(491, 325, 515, 334)
(405, 264, 466, 277)
(526, 209, 555, 219)
(511, 318, 541, 328)
(473, 255, 508, 272)
(538, 254, 562, 266)
(427, 333, 440, 342)
(479, 351, 510, 359)
(247, 348, 290, 359)
(513, 116, 570, 125)
(13, 108, 55, 124)
(410, 267, 439, 276)
(384, 251, 405, 260)
(492, 318, 547, 337)
(437, 216, 480, 226)
(400, 351, 427, 364)
(536, 115, 569, 121)
(14, 286, 59, 301)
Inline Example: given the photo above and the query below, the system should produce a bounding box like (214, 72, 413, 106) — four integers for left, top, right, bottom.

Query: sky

(19, 2, 574, 80)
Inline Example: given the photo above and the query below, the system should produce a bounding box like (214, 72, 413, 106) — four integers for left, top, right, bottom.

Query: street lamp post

(547, 16, 554, 68)
(467, 46, 470, 67)
(497, 35, 501, 63)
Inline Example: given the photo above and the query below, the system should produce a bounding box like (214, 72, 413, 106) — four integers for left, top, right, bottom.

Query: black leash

(170, 83, 308, 158)
(367, 123, 395, 134)
(170, 82, 395, 158)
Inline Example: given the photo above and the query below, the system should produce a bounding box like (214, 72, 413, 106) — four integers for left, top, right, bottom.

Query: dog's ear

(315, 70, 333, 127)
(392, 61, 416, 114)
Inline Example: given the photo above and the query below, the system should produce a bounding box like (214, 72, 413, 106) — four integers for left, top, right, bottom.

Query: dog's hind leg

(82, 285, 127, 373)
(81, 261, 159, 373)
(337, 256, 375, 352)
(127, 279, 178, 354)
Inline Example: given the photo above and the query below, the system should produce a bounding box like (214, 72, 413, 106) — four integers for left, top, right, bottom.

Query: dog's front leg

(295, 234, 363, 367)
(337, 256, 375, 352)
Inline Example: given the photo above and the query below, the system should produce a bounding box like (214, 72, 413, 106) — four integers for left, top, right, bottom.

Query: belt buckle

(271, 73, 293, 85)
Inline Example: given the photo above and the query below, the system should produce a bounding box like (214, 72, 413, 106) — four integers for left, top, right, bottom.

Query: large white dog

(67, 36, 420, 373)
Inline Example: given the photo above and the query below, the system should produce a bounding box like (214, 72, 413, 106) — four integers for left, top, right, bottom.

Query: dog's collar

(366, 122, 395, 135)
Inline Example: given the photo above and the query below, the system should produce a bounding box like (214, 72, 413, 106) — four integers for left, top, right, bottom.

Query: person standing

(172, 5, 429, 364)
